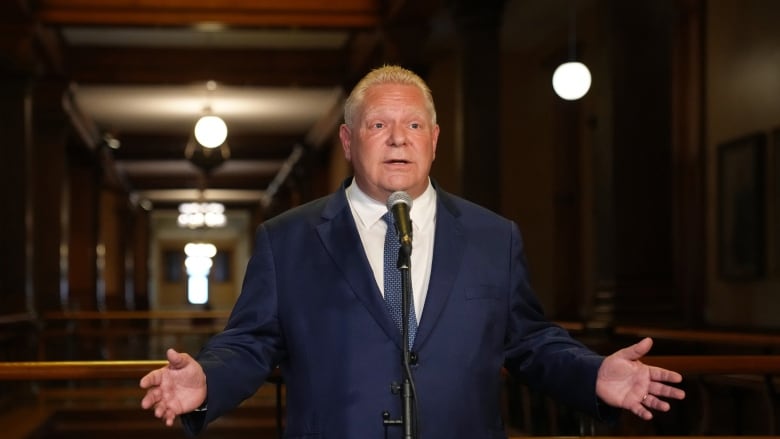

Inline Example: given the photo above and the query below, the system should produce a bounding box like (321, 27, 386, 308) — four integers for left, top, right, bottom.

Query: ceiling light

(184, 242, 218, 258)
(552, 61, 592, 100)
(178, 202, 227, 228)
(552, 3, 592, 101)
(194, 114, 228, 148)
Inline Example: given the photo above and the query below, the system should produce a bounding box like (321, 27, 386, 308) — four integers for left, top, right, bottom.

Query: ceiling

(1, 0, 574, 213)
(1, 0, 445, 211)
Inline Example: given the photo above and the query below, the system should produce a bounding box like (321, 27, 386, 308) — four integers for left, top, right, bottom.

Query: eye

(410, 122, 421, 129)
(372, 122, 384, 129)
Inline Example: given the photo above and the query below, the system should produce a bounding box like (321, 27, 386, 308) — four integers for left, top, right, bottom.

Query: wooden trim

(615, 325, 780, 347)
(0, 312, 36, 325)
(2, 356, 779, 381)
(644, 355, 780, 374)
(38, 0, 379, 28)
(43, 310, 230, 320)
(0, 360, 167, 380)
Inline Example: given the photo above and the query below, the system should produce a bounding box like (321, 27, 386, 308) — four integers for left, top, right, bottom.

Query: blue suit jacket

(187, 179, 605, 438)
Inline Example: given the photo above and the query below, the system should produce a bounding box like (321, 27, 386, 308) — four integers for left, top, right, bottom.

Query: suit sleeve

(502, 222, 615, 420)
(182, 225, 285, 435)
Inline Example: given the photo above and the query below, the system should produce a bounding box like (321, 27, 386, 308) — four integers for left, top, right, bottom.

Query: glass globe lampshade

(194, 115, 228, 148)
(552, 61, 592, 101)
(184, 242, 218, 258)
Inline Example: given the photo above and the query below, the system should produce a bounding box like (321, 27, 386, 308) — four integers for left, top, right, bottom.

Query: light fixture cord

(568, 0, 577, 61)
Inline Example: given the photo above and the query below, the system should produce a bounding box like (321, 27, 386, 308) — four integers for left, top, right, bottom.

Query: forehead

(361, 83, 428, 114)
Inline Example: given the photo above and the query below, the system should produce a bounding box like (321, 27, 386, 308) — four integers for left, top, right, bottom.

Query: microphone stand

(383, 242, 418, 438)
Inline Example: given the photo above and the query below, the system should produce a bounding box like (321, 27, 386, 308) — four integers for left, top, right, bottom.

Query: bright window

(184, 243, 216, 305)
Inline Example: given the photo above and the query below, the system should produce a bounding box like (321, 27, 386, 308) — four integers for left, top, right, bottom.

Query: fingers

(632, 382, 686, 421)
(650, 365, 683, 384)
(631, 401, 654, 420)
(140, 386, 162, 409)
(631, 391, 669, 420)
(165, 411, 177, 427)
(647, 366, 686, 402)
(648, 380, 686, 401)
(632, 394, 657, 420)
(147, 394, 178, 427)
(140, 390, 154, 409)
(140, 350, 190, 428)
(141, 349, 183, 389)
(641, 393, 670, 412)
(139, 368, 161, 389)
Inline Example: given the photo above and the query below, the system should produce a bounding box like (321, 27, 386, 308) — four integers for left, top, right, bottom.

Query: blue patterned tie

(383, 211, 417, 349)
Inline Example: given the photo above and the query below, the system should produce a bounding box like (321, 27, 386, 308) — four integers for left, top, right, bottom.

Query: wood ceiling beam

(113, 133, 299, 161)
(121, 167, 278, 191)
(37, 0, 380, 28)
(383, 0, 442, 25)
(65, 46, 347, 86)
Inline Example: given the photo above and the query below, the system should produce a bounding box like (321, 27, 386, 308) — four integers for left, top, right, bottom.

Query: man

(140, 65, 685, 438)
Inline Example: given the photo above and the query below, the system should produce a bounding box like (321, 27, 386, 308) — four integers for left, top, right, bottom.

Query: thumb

(621, 337, 653, 361)
(166, 348, 188, 369)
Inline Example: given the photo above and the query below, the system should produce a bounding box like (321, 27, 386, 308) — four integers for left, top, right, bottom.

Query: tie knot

(382, 211, 394, 226)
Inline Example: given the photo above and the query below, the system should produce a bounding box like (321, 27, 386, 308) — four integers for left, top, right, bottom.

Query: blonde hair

(343, 65, 437, 127)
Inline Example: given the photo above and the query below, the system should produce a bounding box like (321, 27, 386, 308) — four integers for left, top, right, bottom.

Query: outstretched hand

(596, 337, 686, 420)
(140, 348, 207, 426)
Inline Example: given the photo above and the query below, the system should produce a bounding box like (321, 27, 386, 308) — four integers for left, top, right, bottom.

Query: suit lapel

(316, 184, 402, 347)
(413, 190, 465, 349)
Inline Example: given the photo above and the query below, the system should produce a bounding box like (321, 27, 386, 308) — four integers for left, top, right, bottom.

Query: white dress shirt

(345, 180, 436, 323)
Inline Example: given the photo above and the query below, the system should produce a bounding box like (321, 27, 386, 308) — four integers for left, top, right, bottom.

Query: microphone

(386, 191, 413, 255)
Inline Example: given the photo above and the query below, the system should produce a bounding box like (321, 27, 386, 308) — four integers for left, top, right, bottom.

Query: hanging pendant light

(552, 61, 592, 100)
(194, 81, 228, 148)
(194, 114, 228, 148)
(552, 2, 592, 101)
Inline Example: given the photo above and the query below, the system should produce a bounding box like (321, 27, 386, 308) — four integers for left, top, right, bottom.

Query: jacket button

(409, 352, 418, 365)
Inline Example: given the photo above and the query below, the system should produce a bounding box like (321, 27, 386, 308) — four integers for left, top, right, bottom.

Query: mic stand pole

(382, 244, 417, 438)
(399, 245, 416, 439)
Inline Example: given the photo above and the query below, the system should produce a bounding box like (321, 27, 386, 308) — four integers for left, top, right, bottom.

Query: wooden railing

(0, 360, 167, 380)
(0, 312, 37, 325)
(0, 360, 285, 439)
(3, 355, 774, 380)
(37, 310, 231, 361)
(614, 325, 780, 350)
(1, 355, 779, 436)
(643, 355, 780, 374)
(650, 355, 780, 435)
(4, 312, 780, 436)
(42, 310, 231, 321)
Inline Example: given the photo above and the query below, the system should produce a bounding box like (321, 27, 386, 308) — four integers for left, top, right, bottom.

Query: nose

(388, 125, 407, 147)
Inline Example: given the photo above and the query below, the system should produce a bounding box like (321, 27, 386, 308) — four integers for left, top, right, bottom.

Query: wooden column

(30, 79, 70, 312)
(0, 77, 69, 314)
(67, 147, 101, 311)
(130, 207, 151, 310)
(450, 1, 505, 212)
(607, 1, 681, 325)
(0, 77, 33, 313)
(552, 100, 585, 321)
(670, 0, 706, 326)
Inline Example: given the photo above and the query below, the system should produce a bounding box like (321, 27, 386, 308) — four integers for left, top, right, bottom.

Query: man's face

(340, 83, 439, 202)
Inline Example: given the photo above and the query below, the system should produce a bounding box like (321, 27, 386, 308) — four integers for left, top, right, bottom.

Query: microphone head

(386, 191, 412, 211)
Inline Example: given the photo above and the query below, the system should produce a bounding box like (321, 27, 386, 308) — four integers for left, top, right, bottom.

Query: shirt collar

(346, 179, 436, 231)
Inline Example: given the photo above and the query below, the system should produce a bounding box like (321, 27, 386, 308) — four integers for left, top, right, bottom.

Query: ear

(431, 124, 440, 160)
(339, 124, 352, 162)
